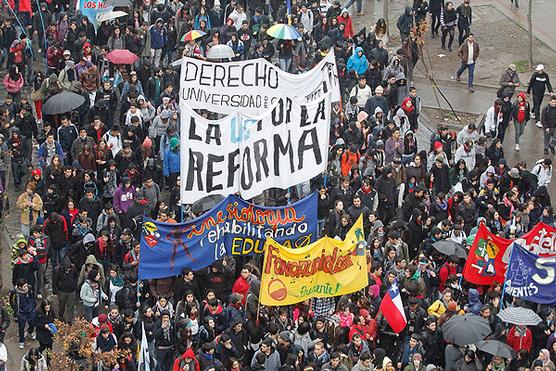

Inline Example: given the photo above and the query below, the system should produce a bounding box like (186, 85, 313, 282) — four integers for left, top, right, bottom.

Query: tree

(49, 318, 130, 371)
(528, 0, 533, 69)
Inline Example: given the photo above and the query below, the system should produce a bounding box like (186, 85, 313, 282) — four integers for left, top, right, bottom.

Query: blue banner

(139, 193, 318, 279)
(505, 243, 556, 304)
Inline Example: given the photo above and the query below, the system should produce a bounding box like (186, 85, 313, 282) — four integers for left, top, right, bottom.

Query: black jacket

(541, 104, 556, 129)
(53, 261, 78, 293)
(527, 72, 553, 95)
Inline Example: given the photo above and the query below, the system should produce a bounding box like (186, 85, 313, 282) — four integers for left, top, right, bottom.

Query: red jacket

(506, 326, 532, 352)
(232, 276, 250, 305)
(173, 348, 200, 371)
(438, 262, 457, 291)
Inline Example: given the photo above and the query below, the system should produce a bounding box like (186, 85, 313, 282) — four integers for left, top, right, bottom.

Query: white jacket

(532, 160, 552, 188)
(484, 106, 502, 134)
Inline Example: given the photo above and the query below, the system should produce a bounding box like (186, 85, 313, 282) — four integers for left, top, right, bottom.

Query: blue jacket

(163, 148, 180, 177)
(150, 22, 166, 50)
(347, 47, 369, 76)
(37, 141, 64, 168)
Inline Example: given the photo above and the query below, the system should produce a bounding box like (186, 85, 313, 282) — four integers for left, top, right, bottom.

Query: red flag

(18, 0, 32, 13)
(378, 280, 407, 333)
(463, 223, 512, 285)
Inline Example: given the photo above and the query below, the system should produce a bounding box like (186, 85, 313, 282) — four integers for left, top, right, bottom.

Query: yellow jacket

(16, 192, 43, 226)
(427, 299, 447, 317)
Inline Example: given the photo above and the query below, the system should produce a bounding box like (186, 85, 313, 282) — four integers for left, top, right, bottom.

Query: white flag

(138, 322, 151, 371)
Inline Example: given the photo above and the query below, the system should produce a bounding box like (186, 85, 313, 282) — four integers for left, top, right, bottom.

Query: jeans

(514, 120, 525, 145)
(441, 26, 455, 48)
(151, 48, 163, 67)
(544, 127, 555, 149)
(17, 311, 35, 343)
(456, 62, 475, 87)
(11, 161, 26, 188)
(58, 291, 75, 323)
(344, 0, 362, 12)
(278, 57, 292, 72)
(83, 305, 98, 322)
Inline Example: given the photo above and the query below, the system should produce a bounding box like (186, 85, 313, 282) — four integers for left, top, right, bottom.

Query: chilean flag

(379, 280, 407, 333)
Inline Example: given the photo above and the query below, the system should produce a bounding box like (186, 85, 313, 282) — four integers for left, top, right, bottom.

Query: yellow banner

(260, 215, 368, 306)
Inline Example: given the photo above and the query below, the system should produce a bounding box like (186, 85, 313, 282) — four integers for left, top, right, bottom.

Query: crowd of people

(0, 0, 554, 370)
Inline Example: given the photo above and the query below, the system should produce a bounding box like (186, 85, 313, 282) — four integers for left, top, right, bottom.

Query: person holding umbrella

(506, 324, 532, 353)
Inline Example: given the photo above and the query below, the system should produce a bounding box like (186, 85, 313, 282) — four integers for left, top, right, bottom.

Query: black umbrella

(432, 240, 468, 259)
(442, 313, 492, 346)
(42, 91, 85, 115)
(191, 195, 225, 215)
(475, 340, 516, 359)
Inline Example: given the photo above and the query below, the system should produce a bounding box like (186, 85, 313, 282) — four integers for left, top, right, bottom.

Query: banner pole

(500, 242, 516, 310)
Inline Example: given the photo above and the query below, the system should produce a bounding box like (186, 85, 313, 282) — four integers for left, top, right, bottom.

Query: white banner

(180, 95, 331, 203)
(178, 51, 340, 115)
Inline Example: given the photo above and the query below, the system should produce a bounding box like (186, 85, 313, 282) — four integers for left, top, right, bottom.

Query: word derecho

(179, 51, 340, 115)
(180, 95, 330, 202)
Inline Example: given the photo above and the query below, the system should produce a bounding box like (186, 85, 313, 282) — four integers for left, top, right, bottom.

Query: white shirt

(467, 43, 474, 64)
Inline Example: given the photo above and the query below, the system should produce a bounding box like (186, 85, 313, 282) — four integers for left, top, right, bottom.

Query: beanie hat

(98, 313, 108, 323)
(434, 141, 443, 150)
(375, 85, 384, 93)
(31, 168, 42, 177)
(142, 136, 153, 149)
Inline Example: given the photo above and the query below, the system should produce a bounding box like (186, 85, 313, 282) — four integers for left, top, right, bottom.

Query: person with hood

(528, 64, 554, 125)
(3, 65, 24, 99)
(12, 245, 39, 292)
(19, 348, 47, 370)
(11, 279, 36, 349)
(173, 347, 201, 371)
(511, 92, 531, 151)
(347, 47, 369, 79)
(80, 269, 108, 321)
(163, 137, 180, 186)
(466, 288, 482, 315)
(52, 256, 78, 322)
(150, 18, 167, 67)
(397, 6, 414, 41)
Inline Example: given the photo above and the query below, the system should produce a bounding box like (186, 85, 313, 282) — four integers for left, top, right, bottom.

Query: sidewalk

(473, 0, 556, 53)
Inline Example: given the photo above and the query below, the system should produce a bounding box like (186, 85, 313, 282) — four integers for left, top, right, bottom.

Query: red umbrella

(106, 49, 139, 65)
